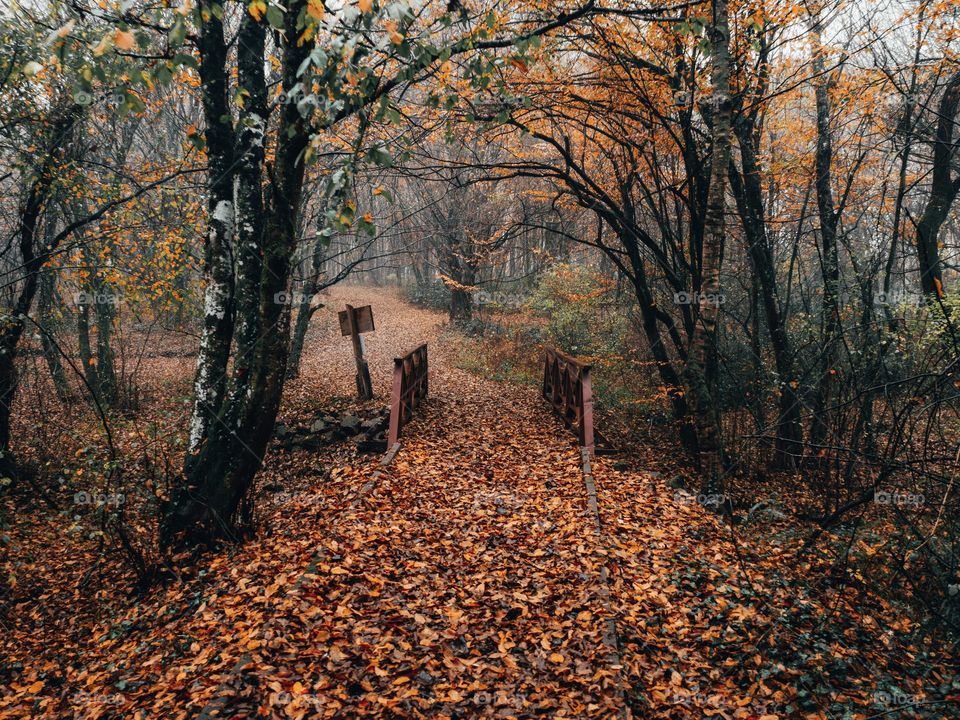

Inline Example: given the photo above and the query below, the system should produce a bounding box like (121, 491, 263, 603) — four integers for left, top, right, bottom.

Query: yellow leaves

(92, 33, 114, 57)
(548, 652, 565, 663)
(298, 24, 317, 45)
(114, 30, 136, 51)
(26, 681, 44, 694)
(249, 0, 267, 21)
(385, 20, 404, 45)
(358, 0, 373, 12)
(306, 0, 324, 20)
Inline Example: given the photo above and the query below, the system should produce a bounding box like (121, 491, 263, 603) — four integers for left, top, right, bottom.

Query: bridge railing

(387, 344, 428, 447)
(543, 347, 606, 457)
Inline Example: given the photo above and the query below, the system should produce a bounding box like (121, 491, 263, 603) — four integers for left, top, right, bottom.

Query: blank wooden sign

(339, 305, 375, 335)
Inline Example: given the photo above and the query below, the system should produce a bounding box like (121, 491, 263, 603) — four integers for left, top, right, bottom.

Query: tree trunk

(632, 261, 699, 456)
(915, 71, 960, 301)
(450, 287, 473, 324)
(0, 107, 81, 482)
(809, 17, 842, 453)
(683, 0, 731, 494)
(94, 283, 118, 406)
(186, 5, 237, 454)
(76, 298, 99, 396)
(161, 3, 311, 547)
(730, 124, 804, 468)
(287, 237, 327, 380)
(38, 266, 71, 403)
(447, 237, 475, 324)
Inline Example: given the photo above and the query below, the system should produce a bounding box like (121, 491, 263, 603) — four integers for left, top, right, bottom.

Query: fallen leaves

(3, 288, 958, 719)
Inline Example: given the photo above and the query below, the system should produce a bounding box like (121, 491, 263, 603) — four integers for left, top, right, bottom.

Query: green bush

(529, 264, 630, 358)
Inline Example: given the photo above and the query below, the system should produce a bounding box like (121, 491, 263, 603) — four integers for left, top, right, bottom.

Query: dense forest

(1, 0, 959, 717)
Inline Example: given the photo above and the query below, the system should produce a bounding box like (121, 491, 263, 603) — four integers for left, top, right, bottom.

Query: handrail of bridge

(387, 343, 428, 447)
(543, 347, 604, 457)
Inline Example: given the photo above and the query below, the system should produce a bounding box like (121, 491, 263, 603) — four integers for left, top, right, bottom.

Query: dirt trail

(232, 285, 625, 717)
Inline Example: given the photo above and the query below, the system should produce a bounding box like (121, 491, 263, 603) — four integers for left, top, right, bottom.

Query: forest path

(253, 286, 626, 717)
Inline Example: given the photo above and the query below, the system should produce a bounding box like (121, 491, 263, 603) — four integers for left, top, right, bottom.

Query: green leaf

(368, 146, 393, 167)
(173, 53, 198, 70)
(266, 5, 285, 29)
(155, 65, 173, 85)
(169, 18, 186, 47)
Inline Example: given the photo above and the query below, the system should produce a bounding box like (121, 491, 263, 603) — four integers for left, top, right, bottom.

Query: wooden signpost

(339, 304, 375, 400)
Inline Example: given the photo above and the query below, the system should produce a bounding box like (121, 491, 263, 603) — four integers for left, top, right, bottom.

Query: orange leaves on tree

(248, 0, 267, 22)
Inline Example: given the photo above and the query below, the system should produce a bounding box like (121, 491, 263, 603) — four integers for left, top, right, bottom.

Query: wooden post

(387, 357, 404, 447)
(346, 304, 373, 400)
(580, 366, 595, 458)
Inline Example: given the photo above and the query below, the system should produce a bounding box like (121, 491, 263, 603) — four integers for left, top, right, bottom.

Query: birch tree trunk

(683, 0, 731, 495)
(162, 2, 311, 547)
(809, 16, 842, 453)
(185, 4, 236, 455)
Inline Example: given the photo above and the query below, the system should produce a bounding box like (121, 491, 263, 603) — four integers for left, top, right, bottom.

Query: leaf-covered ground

(2, 288, 957, 719)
